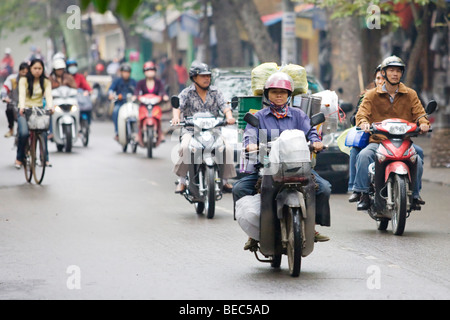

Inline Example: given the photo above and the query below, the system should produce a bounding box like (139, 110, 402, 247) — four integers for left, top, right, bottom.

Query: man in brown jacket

(354, 56, 430, 210)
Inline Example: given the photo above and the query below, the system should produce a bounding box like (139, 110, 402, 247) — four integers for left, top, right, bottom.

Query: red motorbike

(138, 93, 164, 158)
(360, 100, 436, 235)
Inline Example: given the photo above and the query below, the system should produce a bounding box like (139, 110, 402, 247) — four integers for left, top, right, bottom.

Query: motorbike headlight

(386, 123, 411, 135)
(71, 105, 78, 112)
(54, 106, 62, 112)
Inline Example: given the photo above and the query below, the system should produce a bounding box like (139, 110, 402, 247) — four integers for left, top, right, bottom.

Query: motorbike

(51, 86, 80, 152)
(240, 111, 326, 277)
(137, 93, 163, 158)
(357, 100, 437, 236)
(171, 96, 229, 219)
(117, 93, 139, 153)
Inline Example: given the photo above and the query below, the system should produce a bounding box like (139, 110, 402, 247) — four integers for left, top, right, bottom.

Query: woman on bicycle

(15, 59, 53, 168)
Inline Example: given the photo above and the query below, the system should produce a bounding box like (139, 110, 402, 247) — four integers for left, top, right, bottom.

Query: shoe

(415, 196, 425, 205)
(411, 197, 424, 210)
(223, 183, 233, 193)
(314, 231, 330, 242)
(357, 193, 370, 211)
(175, 183, 186, 194)
(244, 238, 259, 252)
(114, 135, 119, 142)
(46, 162, 52, 168)
(348, 192, 361, 203)
(4, 130, 13, 138)
(14, 160, 22, 169)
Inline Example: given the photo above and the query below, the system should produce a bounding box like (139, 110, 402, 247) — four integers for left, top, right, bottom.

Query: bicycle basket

(27, 107, 50, 130)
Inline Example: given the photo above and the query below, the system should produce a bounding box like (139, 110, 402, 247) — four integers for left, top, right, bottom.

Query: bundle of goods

(251, 62, 308, 96)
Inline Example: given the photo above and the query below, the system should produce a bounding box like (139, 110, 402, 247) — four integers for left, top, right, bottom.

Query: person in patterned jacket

(172, 61, 236, 193)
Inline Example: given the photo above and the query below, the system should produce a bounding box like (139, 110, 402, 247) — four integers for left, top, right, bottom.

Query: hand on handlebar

(171, 117, 181, 126)
(226, 117, 236, 125)
(419, 123, 430, 134)
(245, 144, 258, 153)
(312, 141, 324, 152)
(360, 123, 371, 133)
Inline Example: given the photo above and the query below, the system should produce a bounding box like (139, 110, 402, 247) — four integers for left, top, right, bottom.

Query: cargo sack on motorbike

(26, 107, 50, 130)
(278, 64, 308, 96)
(266, 130, 311, 179)
(251, 63, 308, 97)
(235, 194, 261, 241)
(251, 62, 279, 96)
(344, 127, 369, 148)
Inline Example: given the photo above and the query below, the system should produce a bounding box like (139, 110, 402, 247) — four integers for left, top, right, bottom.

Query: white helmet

(53, 58, 66, 70)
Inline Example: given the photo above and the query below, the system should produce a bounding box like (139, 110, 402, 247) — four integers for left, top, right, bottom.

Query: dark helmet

(120, 63, 131, 72)
(189, 61, 211, 80)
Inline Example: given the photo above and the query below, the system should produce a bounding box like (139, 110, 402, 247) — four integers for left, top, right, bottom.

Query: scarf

(269, 101, 289, 119)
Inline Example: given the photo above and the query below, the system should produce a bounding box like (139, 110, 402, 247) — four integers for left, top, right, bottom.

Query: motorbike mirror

(310, 112, 325, 127)
(425, 100, 437, 115)
(171, 95, 180, 109)
(243, 112, 259, 127)
(231, 96, 239, 110)
(340, 102, 353, 113)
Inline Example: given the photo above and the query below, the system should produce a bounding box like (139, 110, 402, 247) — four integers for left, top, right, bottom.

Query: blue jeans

(112, 103, 123, 135)
(17, 114, 49, 162)
(353, 143, 423, 198)
(349, 144, 424, 193)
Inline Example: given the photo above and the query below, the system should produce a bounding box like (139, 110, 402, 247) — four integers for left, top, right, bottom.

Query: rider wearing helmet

(172, 61, 236, 193)
(66, 59, 92, 93)
(50, 58, 77, 89)
(108, 62, 137, 140)
(135, 61, 168, 146)
(233, 71, 331, 248)
(354, 55, 430, 210)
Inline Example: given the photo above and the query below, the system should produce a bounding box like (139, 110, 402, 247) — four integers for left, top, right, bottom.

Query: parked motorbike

(240, 111, 325, 277)
(52, 86, 80, 152)
(357, 100, 437, 236)
(171, 96, 229, 219)
(117, 93, 139, 153)
(137, 93, 164, 158)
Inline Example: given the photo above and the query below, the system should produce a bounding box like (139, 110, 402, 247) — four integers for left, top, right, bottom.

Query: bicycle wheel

(31, 133, 46, 184)
(23, 140, 32, 183)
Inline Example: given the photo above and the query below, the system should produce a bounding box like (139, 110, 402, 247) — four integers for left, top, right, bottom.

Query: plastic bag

(26, 107, 50, 130)
(235, 194, 261, 241)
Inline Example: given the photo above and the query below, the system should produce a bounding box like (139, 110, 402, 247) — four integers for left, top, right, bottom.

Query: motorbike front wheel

(391, 174, 407, 236)
(285, 207, 302, 277)
(146, 126, 154, 158)
(63, 124, 73, 153)
(204, 166, 216, 219)
(80, 119, 89, 147)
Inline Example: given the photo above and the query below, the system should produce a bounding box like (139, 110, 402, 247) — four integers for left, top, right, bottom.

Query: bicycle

(22, 108, 51, 184)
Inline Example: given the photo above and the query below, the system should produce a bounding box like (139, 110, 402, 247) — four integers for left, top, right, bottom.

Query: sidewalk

(415, 135, 450, 187)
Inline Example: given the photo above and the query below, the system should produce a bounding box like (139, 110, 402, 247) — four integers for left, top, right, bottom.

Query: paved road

(0, 106, 449, 300)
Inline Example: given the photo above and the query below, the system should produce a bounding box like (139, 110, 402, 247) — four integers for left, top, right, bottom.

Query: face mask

(68, 66, 78, 74)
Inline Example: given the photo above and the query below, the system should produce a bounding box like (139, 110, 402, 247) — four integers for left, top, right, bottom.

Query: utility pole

(281, 0, 297, 64)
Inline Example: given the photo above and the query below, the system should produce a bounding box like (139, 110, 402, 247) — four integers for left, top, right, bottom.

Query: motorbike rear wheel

(204, 166, 216, 219)
(391, 174, 407, 236)
(285, 207, 302, 277)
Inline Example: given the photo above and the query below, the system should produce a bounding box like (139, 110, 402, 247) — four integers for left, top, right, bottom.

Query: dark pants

(6, 103, 17, 130)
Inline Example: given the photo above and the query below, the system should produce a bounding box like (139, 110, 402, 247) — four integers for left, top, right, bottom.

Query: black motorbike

(240, 111, 325, 276)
